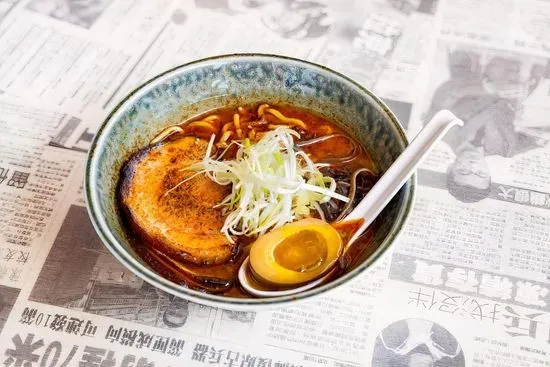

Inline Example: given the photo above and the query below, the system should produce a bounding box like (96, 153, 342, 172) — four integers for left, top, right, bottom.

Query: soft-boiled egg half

(249, 218, 343, 287)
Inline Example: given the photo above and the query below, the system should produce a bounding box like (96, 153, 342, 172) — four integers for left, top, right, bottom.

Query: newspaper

(0, 0, 549, 365)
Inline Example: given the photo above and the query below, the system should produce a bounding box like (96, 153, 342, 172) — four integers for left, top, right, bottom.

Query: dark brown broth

(119, 103, 380, 298)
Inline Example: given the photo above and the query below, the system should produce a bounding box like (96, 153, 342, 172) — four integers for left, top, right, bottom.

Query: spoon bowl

(238, 257, 330, 297)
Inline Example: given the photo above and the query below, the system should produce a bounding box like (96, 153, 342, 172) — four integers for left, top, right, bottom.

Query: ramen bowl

(85, 54, 415, 310)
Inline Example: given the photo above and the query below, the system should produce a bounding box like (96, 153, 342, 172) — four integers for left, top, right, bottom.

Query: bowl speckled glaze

(85, 54, 415, 310)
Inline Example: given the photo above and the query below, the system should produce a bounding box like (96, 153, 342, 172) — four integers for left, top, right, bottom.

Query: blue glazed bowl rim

(85, 53, 416, 310)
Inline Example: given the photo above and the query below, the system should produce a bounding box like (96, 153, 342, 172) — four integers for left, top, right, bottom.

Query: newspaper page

(0, 0, 549, 366)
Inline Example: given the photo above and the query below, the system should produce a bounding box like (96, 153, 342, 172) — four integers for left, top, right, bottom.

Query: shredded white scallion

(185, 127, 349, 243)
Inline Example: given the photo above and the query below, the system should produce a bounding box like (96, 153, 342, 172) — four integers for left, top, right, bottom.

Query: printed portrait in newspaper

(422, 42, 550, 203)
(372, 318, 465, 367)
(27, 0, 112, 28)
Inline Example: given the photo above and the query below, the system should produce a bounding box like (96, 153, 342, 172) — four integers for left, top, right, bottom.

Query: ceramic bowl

(85, 54, 415, 310)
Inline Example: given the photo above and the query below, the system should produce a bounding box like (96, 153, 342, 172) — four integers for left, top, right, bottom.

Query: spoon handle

(344, 110, 463, 246)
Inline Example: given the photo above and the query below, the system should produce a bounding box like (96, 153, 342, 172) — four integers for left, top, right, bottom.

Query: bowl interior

(86, 54, 414, 309)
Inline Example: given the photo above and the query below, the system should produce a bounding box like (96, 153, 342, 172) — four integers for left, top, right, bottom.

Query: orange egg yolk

(273, 230, 328, 273)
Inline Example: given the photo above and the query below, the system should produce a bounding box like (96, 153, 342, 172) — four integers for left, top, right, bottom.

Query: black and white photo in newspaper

(419, 41, 550, 202)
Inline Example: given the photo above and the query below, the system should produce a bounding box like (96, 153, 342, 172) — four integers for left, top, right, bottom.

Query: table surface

(0, 0, 549, 366)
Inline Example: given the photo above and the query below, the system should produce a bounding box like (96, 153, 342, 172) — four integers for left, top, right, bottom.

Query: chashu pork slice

(118, 136, 235, 265)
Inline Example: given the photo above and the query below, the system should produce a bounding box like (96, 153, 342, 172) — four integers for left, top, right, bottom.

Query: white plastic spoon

(238, 110, 464, 297)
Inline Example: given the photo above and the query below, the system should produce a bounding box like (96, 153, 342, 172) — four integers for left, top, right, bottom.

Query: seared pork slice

(119, 136, 235, 265)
